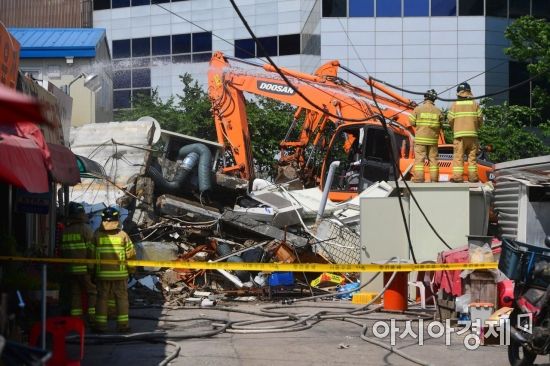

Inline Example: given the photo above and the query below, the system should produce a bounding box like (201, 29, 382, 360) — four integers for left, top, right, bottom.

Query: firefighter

(60, 202, 97, 320)
(409, 89, 443, 182)
(447, 82, 483, 183)
(91, 207, 135, 333)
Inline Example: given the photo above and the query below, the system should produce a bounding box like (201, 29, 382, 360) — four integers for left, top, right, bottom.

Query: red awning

(0, 134, 49, 193)
(47, 143, 81, 185)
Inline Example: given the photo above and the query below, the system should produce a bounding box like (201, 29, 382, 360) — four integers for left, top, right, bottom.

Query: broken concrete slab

(135, 241, 180, 271)
(220, 211, 309, 247)
(157, 194, 221, 221)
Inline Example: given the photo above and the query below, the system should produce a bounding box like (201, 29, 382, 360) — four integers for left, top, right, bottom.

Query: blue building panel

(8, 28, 106, 58)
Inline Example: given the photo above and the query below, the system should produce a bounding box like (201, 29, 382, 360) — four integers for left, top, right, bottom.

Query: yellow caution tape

(0, 256, 498, 273)
(310, 273, 345, 287)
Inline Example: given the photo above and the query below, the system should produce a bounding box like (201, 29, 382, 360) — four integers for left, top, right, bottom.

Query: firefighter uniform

(448, 84, 482, 182)
(60, 204, 97, 320)
(91, 208, 136, 332)
(409, 90, 443, 182)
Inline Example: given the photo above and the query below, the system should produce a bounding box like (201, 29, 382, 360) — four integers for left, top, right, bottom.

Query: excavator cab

(321, 123, 409, 201)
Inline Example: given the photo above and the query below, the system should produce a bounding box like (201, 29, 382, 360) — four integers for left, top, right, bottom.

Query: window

(192, 32, 212, 52)
(532, 0, 550, 19)
(349, 0, 374, 17)
(257, 36, 277, 57)
(431, 0, 457, 16)
(509, 62, 530, 106)
(114, 90, 131, 109)
(152, 0, 170, 3)
(112, 0, 130, 7)
(322, 0, 347, 17)
(235, 39, 255, 58)
(193, 52, 212, 63)
(132, 68, 151, 88)
(113, 39, 131, 59)
(377, 0, 401, 17)
(509, 0, 530, 18)
(172, 34, 191, 54)
(152, 36, 170, 55)
(93, 0, 110, 10)
(279, 34, 301, 56)
(459, 0, 484, 15)
(486, 0, 507, 17)
(113, 70, 131, 89)
(131, 0, 149, 5)
(132, 37, 150, 57)
(133, 88, 151, 101)
(404, 0, 429, 16)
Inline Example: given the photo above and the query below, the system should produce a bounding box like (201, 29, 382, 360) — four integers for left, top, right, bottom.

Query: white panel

(93, 9, 111, 21)
(373, 72, 401, 84)
(430, 58, 457, 72)
(278, 22, 301, 34)
(130, 6, 150, 17)
(322, 45, 348, 59)
(254, 24, 279, 37)
(403, 58, 430, 72)
(234, 27, 252, 39)
(430, 31, 457, 45)
(212, 18, 235, 31)
(347, 59, 376, 74)
(348, 32, 375, 46)
(430, 17, 457, 31)
(170, 22, 192, 34)
(458, 58, 487, 72)
(112, 28, 131, 40)
(111, 9, 130, 19)
(403, 72, 429, 86)
(151, 24, 171, 37)
(322, 32, 345, 46)
(457, 16, 485, 31)
(348, 46, 376, 60)
(111, 18, 131, 29)
(457, 31, 485, 45)
(431, 72, 458, 86)
(191, 11, 214, 23)
(348, 18, 375, 31)
(403, 18, 430, 31)
(403, 31, 430, 45)
(457, 44, 485, 58)
(375, 59, 402, 73)
(430, 45, 457, 59)
(191, 0, 212, 10)
(457, 72, 484, 87)
(321, 18, 346, 32)
(375, 18, 402, 32)
(171, 1, 192, 12)
(375, 45, 402, 59)
(278, 0, 301, 12)
(403, 45, 430, 59)
(375, 31, 402, 46)
(278, 10, 301, 23)
(131, 26, 151, 39)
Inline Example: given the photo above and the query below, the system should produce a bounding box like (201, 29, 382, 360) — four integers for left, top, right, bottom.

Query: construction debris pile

(69, 120, 364, 305)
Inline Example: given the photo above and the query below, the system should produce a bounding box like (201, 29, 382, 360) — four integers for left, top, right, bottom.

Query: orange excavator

(208, 51, 492, 201)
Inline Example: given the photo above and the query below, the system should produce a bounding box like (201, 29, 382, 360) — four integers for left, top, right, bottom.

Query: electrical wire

(370, 74, 540, 102)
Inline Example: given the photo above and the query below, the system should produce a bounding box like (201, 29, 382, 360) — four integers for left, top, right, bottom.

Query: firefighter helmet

(456, 82, 471, 94)
(424, 89, 437, 101)
(101, 207, 120, 222)
(68, 202, 85, 217)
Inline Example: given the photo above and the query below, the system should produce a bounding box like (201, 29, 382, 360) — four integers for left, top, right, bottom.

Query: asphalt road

(80, 302, 549, 366)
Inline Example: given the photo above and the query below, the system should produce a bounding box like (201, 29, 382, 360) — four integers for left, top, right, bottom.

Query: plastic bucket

(383, 272, 408, 311)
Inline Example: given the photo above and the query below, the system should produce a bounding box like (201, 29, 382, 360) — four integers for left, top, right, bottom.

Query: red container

(383, 272, 408, 311)
(497, 280, 514, 308)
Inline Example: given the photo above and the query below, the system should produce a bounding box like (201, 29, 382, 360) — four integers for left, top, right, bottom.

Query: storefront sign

(0, 24, 20, 89)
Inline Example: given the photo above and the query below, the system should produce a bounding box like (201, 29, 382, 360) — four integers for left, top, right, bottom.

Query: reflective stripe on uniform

(468, 165, 478, 171)
(108, 300, 116, 307)
(99, 236, 123, 245)
(88, 307, 96, 315)
(456, 100, 474, 105)
(117, 315, 129, 322)
(451, 111, 480, 118)
(70, 308, 83, 316)
(429, 166, 439, 171)
(452, 167, 464, 173)
(414, 164, 424, 171)
(454, 130, 478, 138)
(95, 315, 108, 323)
(415, 137, 438, 144)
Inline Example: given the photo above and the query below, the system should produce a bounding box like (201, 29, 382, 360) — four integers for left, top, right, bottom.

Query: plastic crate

(268, 272, 294, 287)
(498, 239, 550, 287)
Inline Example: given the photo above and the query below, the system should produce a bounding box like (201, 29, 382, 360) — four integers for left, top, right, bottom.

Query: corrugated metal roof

(8, 28, 105, 58)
